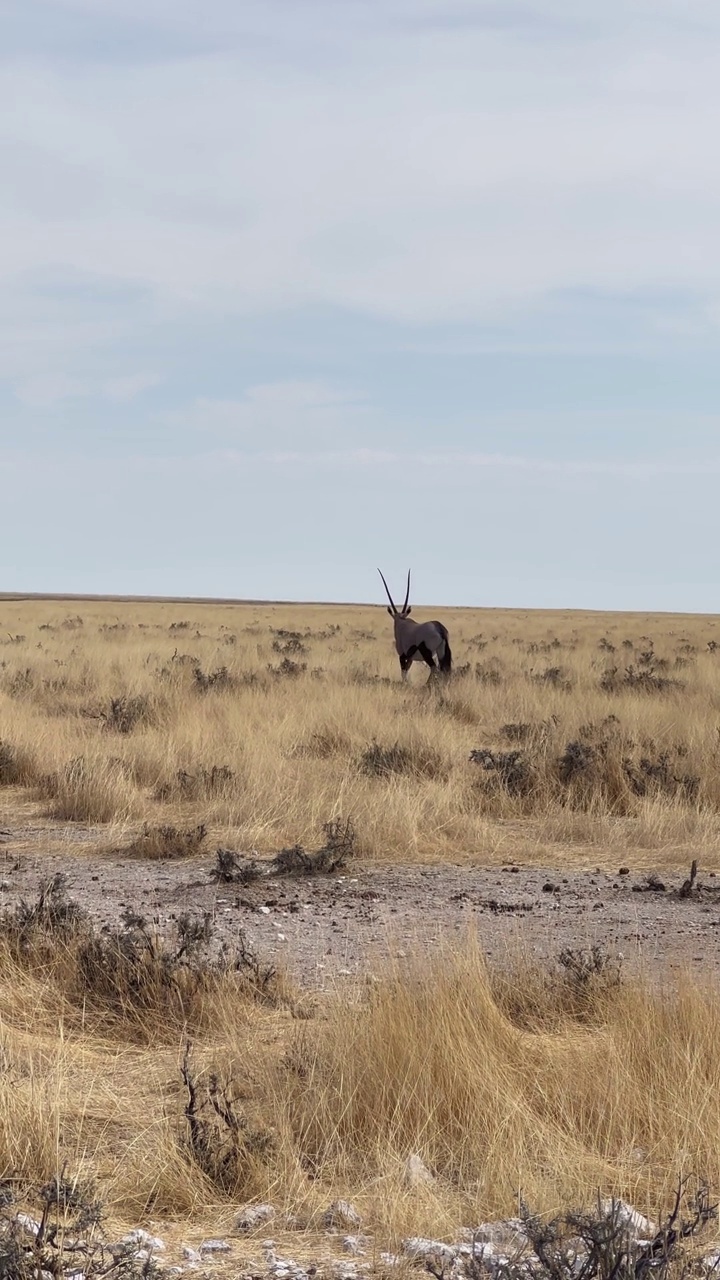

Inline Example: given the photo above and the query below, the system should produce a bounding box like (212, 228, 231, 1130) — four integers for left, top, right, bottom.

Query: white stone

(342, 1235, 370, 1255)
(14, 1214, 41, 1238)
(403, 1153, 434, 1187)
(331, 1265, 364, 1280)
(323, 1200, 362, 1230)
(403, 1237, 456, 1262)
(236, 1203, 276, 1232)
(600, 1200, 656, 1239)
(122, 1229, 166, 1252)
(461, 1219, 528, 1252)
(259, 906, 271, 914)
(200, 1238, 231, 1253)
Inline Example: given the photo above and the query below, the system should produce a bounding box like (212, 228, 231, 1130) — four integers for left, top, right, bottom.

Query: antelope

(377, 569, 452, 680)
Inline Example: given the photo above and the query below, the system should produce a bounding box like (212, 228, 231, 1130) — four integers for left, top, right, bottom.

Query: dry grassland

(2, 596, 720, 865)
(1, 596, 720, 1258)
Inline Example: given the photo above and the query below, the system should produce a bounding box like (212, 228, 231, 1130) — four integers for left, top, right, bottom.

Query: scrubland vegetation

(2, 875, 720, 1258)
(2, 596, 720, 1259)
(1, 596, 720, 864)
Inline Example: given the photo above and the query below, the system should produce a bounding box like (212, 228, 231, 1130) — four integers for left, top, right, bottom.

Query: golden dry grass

(2, 920, 720, 1254)
(2, 596, 720, 1254)
(1, 596, 720, 866)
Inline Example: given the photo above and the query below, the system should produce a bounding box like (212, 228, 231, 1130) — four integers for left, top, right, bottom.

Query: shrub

(359, 739, 443, 780)
(155, 765, 235, 802)
(181, 1042, 275, 1197)
(193, 664, 235, 692)
(273, 818, 356, 876)
(474, 662, 503, 685)
(600, 664, 684, 694)
(271, 634, 308, 657)
(469, 749, 535, 796)
(267, 658, 307, 679)
(102, 694, 154, 734)
(124, 823, 208, 860)
(0, 876, 281, 1037)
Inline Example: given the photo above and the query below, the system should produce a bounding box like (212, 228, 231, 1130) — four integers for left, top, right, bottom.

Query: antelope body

(377, 569, 452, 679)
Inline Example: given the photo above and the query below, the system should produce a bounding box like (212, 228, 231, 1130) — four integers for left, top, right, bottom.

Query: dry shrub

(499, 1184, 717, 1280)
(267, 657, 307, 679)
(273, 817, 356, 876)
(600, 664, 684, 695)
(192, 663, 235, 692)
(124, 822, 207, 860)
(4, 667, 34, 697)
(470, 718, 703, 814)
(0, 874, 281, 1040)
(154, 764, 235, 801)
(181, 1042, 275, 1198)
(531, 666, 573, 691)
(359, 739, 444, 780)
(491, 945, 623, 1031)
(210, 848, 262, 884)
(271, 631, 309, 656)
(474, 661, 503, 685)
(101, 694, 155, 733)
(469, 748, 536, 796)
(0, 1173, 107, 1280)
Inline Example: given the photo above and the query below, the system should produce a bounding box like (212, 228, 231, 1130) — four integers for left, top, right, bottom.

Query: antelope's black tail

(434, 621, 452, 674)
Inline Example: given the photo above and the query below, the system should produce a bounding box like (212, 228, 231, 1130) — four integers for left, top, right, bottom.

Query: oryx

(377, 569, 452, 680)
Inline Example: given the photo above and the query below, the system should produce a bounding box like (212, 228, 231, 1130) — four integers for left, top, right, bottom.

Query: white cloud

(13, 372, 92, 406)
(1, 1, 719, 325)
(163, 380, 374, 447)
(102, 372, 161, 400)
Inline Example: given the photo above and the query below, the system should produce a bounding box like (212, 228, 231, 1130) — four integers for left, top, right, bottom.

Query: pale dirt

(2, 810, 719, 986)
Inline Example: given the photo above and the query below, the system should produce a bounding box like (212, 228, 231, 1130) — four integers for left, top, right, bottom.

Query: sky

(1, 0, 720, 611)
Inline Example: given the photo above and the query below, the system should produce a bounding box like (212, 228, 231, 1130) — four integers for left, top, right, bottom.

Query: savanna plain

(2, 595, 720, 1275)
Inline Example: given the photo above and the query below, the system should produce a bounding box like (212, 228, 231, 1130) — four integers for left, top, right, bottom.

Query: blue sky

(2, 0, 720, 609)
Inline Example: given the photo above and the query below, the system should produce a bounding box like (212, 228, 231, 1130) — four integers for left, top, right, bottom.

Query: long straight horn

(402, 569, 411, 614)
(377, 568, 397, 614)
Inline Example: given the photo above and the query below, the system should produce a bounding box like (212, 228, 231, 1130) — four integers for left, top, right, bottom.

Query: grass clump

(39, 755, 135, 823)
(276, 940, 720, 1217)
(0, 739, 33, 786)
